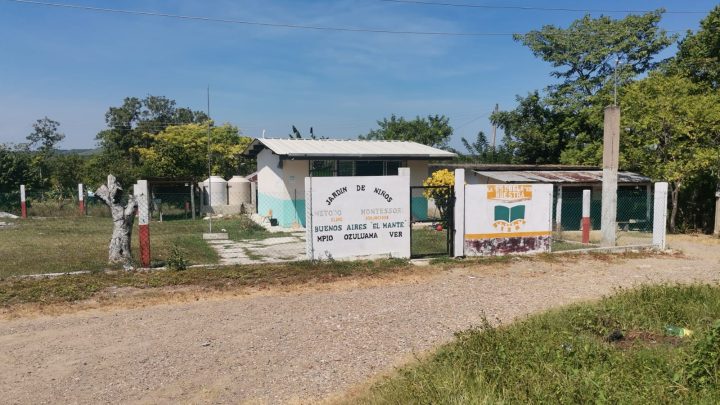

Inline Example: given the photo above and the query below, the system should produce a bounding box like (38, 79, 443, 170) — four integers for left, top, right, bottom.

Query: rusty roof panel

(473, 170, 651, 184)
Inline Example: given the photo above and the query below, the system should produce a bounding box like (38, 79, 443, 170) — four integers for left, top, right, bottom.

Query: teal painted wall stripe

(257, 193, 306, 227)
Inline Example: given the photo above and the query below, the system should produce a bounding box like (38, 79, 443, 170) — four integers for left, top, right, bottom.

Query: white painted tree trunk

(96, 175, 137, 267)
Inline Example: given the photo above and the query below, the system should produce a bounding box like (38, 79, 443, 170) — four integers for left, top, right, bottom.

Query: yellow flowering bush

(423, 169, 455, 224)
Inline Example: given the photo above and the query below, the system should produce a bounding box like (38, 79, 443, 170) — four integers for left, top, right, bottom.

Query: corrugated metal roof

(243, 138, 456, 159)
(474, 170, 651, 184)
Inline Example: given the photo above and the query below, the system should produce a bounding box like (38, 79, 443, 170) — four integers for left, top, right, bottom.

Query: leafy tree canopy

(621, 72, 720, 231)
(360, 114, 453, 149)
(27, 117, 64, 154)
(515, 10, 673, 103)
(673, 5, 720, 89)
(96, 95, 208, 158)
(134, 123, 253, 180)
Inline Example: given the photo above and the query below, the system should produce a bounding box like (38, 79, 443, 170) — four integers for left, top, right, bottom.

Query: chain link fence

(552, 186, 655, 251)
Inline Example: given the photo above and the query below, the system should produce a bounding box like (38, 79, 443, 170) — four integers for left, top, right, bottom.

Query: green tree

(622, 73, 720, 232)
(498, 11, 674, 166)
(96, 95, 208, 160)
(360, 114, 453, 149)
(27, 117, 65, 154)
(673, 5, 720, 89)
(134, 123, 253, 179)
(515, 11, 673, 101)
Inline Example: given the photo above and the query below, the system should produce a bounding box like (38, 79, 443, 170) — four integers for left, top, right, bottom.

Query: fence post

(453, 169, 465, 257)
(555, 185, 563, 232)
(134, 180, 151, 267)
(653, 182, 668, 250)
(20, 184, 27, 218)
(78, 183, 85, 215)
(582, 189, 591, 244)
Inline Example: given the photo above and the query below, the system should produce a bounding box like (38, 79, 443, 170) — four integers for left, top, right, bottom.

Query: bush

(166, 244, 188, 271)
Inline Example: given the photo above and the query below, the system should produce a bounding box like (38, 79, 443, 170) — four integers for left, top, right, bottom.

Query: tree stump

(96, 175, 137, 267)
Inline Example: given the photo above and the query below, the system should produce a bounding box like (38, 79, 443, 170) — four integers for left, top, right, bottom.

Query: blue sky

(0, 0, 716, 151)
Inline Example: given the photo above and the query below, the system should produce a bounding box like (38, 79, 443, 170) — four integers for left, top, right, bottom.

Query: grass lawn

(0, 259, 411, 307)
(0, 215, 280, 277)
(350, 284, 720, 404)
(412, 226, 449, 257)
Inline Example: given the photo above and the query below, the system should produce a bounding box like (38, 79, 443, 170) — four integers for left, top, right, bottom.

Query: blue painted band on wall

(257, 193, 306, 227)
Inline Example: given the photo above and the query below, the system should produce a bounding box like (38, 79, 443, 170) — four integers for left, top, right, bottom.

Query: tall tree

(27, 117, 65, 153)
(673, 5, 720, 89)
(621, 73, 720, 232)
(96, 95, 208, 160)
(498, 11, 674, 166)
(360, 114, 453, 149)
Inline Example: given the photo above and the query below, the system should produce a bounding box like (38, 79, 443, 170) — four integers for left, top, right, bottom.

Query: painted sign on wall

(305, 173, 410, 260)
(464, 184, 553, 255)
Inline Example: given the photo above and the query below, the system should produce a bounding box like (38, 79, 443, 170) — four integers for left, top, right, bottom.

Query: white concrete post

(20, 184, 27, 218)
(653, 182, 668, 250)
(305, 177, 312, 260)
(453, 169, 465, 257)
(601, 106, 620, 247)
(582, 189, 591, 244)
(134, 180, 151, 267)
(398, 167, 411, 259)
(78, 183, 85, 215)
(555, 185, 563, 232)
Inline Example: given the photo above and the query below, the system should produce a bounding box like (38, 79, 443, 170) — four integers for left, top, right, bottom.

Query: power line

(3, 0, 516, 36)
(379, 0, 707, 15)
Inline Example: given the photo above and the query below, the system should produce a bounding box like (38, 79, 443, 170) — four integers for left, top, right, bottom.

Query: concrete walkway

(207, 233, 307, 265)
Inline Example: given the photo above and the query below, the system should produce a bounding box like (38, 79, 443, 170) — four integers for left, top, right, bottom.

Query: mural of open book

(492, 204, 527, 232)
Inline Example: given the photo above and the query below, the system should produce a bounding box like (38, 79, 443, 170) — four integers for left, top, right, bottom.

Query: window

(337, 161, 354, 176)
(310, 160, 335, 177)
(385, 160, 401, 176)
(355, 160, 385, 176)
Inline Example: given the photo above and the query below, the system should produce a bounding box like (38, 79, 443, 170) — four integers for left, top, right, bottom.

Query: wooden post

(601, 106, 620, 247)
(582, 189, 591, 244)
(20, 184, 27, 218)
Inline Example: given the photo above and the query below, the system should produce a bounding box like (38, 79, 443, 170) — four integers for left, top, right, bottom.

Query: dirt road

(2, 236, 719, 404)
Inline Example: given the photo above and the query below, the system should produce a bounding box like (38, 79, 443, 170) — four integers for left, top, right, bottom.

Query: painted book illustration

(493, 204, 526, 232)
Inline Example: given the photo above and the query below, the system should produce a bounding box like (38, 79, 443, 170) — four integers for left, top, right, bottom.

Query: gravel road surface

(2, 236, 719, 404)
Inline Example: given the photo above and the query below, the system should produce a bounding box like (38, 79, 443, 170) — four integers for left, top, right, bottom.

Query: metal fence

(552, 186, 655, 251)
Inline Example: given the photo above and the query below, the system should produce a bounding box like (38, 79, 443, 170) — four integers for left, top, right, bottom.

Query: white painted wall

(408, 160, 429, 186)
(282, 159, 309, 201)
(257, 149, 287, 199)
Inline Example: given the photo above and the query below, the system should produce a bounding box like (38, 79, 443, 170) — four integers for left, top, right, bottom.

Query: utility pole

(491, 103, 498, 162)
(601, 105, 620, 247)
(207, 86, 212, 234)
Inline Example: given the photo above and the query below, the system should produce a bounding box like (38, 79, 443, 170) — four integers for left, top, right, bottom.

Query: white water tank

(202, 176, 228, 206)
(227, 176, 251, 206)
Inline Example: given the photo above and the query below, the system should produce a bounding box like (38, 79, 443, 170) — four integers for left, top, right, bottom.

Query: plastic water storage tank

(227, 176, 251, 206)
(203, 176, 228, 206)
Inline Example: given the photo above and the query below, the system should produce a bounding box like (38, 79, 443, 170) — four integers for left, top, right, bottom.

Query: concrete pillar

(20, 184, 27, 218)
(582, 189, 591, 244)
(555, 185, 563, 232)
(601, 106, 620, 247)
(453, 169, 465, 257)
(134, 180, 151, 267)
(78, 183, 85, 215)
(653, 182, 668, 249)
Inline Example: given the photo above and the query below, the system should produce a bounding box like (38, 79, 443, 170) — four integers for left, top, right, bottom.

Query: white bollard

(20, 184, 27, 218)
(653, 182, 668, 249)
(78, 183, 85, 215)
(453, 169, 465, 257)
